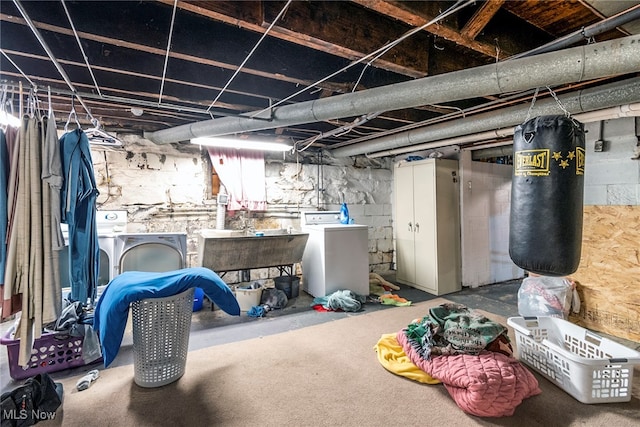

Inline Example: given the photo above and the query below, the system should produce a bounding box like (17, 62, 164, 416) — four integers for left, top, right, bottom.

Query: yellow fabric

(369, 273, 401, 296)
(374, 333, 441, 384)
(369, 283, 388, 297)
(379, 294, 412, 306)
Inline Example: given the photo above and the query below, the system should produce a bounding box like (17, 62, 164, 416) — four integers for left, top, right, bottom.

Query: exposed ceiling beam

(461, 0, 505, 40)
(352, 0, 512, 59)
(0, 49, 255, 112)
(159, 0, 430, 78)
(0, 12, 354, 95)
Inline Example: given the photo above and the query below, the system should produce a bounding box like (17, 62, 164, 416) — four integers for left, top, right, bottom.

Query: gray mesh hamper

(131, 288, 194, 387)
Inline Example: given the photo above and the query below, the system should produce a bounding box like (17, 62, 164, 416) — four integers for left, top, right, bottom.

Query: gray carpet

(40, 298, 640, 426)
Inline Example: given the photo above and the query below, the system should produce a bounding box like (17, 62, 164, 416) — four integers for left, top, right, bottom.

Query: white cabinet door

(413, 162, 437, 293)
(394, 164, 416, 284)
(394, 159, 461, 295)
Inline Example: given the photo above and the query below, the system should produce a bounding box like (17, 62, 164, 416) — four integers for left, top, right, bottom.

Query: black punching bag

(509, 115, 586, 276)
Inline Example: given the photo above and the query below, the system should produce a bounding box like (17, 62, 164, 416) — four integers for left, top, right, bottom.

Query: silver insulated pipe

(146, 36, 640, 146)
(332, 77, 640, 157)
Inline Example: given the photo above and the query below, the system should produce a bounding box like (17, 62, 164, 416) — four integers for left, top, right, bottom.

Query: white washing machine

(114, 232, 187, 274)
(301, 211, 369, 298)
(59, 210, 127, 297)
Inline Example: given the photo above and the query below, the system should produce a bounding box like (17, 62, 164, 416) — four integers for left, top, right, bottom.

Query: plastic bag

(517, 275, 575, 319)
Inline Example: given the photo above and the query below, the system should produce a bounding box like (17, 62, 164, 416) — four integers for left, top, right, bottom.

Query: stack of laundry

(375, 303, 541, 417)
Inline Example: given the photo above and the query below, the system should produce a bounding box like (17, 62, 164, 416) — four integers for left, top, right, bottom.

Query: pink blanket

(397, 329, 541, 417)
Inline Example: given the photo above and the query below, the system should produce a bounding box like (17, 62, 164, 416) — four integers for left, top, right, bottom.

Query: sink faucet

(241, 210, 255, 234)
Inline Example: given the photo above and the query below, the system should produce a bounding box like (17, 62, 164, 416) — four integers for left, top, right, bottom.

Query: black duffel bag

(1, 373, 63, 427)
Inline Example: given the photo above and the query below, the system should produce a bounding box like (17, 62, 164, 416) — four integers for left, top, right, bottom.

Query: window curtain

(207, 148, 267, 211)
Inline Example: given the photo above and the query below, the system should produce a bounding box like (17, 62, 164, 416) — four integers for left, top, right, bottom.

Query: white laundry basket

(508, 316, 640, 404)
(131, 288, 194, 387)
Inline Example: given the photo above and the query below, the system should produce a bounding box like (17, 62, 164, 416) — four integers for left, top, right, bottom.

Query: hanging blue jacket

(93, 267, 240, 367)
(59, 129, 99, 304)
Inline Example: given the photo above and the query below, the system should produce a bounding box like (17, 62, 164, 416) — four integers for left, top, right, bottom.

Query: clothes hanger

(0, 85, 7, 130)
(85, 118, 123, 147)
(47, 86, 53, 118)
(26, 88, 35, 118)
(27, 87, 44, 120)
(64, 95, 80, 132)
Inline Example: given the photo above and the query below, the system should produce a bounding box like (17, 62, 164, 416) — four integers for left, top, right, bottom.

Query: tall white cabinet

(394, 158, 461, 295)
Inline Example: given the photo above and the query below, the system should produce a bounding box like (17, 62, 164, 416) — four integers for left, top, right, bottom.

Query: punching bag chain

(524, 86, 576, 125)
(546, 85, 583, 128)
(546, 86, 572, 118)
(524, 87, 541, 124)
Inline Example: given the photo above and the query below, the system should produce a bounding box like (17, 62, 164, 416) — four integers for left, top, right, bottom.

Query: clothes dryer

(114, 232, 187, 274)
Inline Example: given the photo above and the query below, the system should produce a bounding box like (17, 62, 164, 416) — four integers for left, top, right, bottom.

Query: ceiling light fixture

(191, 137, 292, 152)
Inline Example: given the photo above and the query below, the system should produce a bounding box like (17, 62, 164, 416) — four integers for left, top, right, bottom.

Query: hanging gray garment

(39, 117, 62, 324)
(40, 116, 62, 326)
(41, 113, 64, 250)
(1, 130, 8, 289)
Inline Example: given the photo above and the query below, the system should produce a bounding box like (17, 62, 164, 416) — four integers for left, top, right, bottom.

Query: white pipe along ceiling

(146, 35, 640, 148)
(337, 77, 640, 158)
(367, 103, 640, 159)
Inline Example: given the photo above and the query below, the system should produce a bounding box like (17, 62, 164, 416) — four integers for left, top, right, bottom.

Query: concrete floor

(1, 276, 637, 394)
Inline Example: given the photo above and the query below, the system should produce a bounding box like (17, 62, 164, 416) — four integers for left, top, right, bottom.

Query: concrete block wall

(91, 136, 394, 286)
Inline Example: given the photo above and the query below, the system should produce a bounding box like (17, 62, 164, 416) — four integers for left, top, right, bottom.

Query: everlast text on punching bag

(509, 115, 586, 276)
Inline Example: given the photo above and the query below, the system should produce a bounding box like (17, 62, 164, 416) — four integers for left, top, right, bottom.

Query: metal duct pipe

(146, 35, 640, 145)
(367, 103, 640, 159)
(334, 77, 640, 157)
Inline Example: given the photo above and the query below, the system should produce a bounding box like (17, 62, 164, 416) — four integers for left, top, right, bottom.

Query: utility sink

(197, 229, 309, 272)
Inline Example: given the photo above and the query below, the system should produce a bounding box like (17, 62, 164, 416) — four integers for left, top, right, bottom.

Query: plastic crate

(1, 329, 89, 381)
(507, 316, 640, 404)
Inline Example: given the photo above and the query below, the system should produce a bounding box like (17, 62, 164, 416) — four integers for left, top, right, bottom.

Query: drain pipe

(333, 77, 640, 157)
(633, 117, 640, 160)
(146, 35, 640, 145)
(215, 193, 229, 230)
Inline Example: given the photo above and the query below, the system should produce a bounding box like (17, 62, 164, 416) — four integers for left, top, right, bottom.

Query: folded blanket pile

(397, 329, 540, 417)
(376, 303, 540, 418)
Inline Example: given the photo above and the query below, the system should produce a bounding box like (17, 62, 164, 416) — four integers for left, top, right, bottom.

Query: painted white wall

(458, 151, 524, 288)
(456, 116, 640, 288)
(583, 117, 640, 206)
